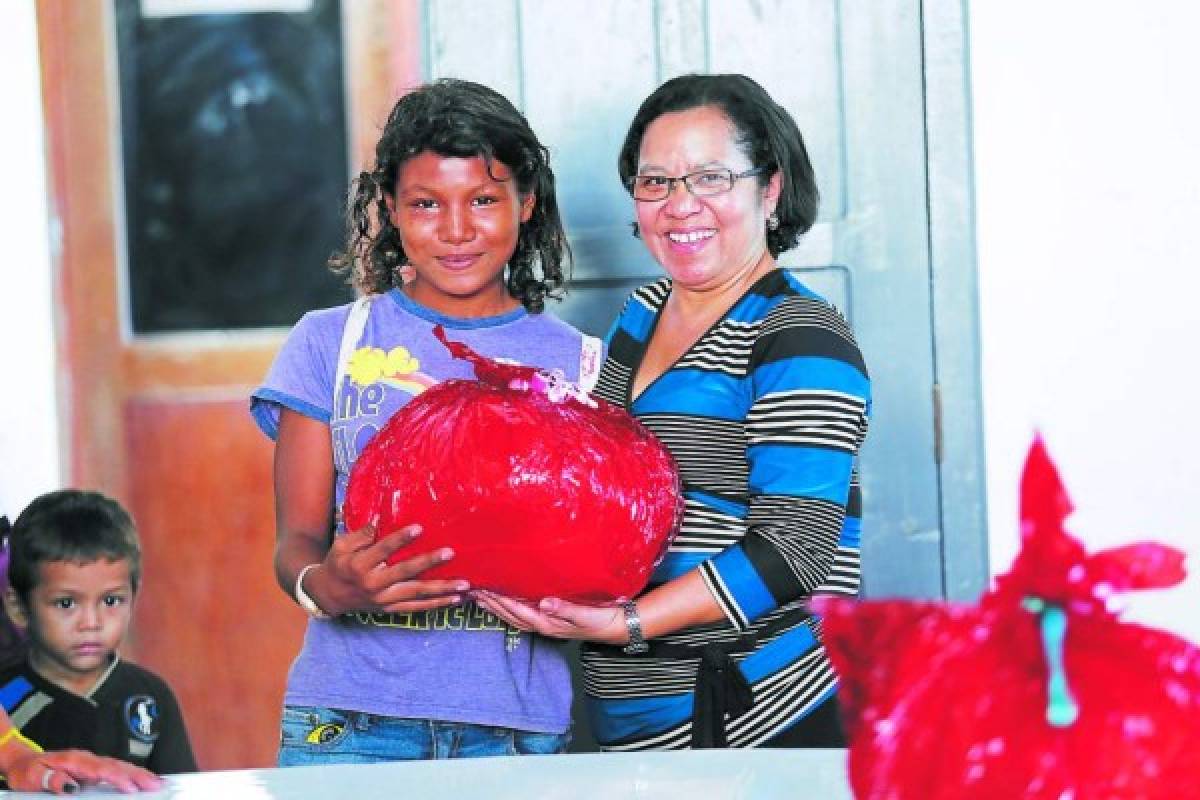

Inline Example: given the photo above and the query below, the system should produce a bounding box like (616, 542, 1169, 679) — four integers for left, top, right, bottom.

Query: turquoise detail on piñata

(1023, 596, 1079, 727)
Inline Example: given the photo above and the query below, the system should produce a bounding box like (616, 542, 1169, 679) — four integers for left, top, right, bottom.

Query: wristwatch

(294, 564, 332, 620)
(622, 601, 649, 655)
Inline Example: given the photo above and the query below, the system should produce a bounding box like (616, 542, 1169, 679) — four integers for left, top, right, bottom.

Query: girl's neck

(401, 282, 521, 319)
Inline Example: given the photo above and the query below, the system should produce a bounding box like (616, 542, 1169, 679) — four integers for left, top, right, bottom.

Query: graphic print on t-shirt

(347, 344, 437, 396)
(331, 342, 437, 476)
(351, 602, 513, 632)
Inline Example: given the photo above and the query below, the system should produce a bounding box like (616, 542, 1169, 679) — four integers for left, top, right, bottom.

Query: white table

(6, 750, 852, 799)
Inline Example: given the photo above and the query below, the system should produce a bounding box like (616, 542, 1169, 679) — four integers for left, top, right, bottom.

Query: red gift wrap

(817, 437, 1200, 799)
(343, 326, 683, 605)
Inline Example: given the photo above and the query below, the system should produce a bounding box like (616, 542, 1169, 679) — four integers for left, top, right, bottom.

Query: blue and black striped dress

(584, 269, 871, 749)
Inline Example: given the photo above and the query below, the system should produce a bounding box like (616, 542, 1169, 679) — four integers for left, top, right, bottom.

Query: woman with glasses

(480, 73, 871, 750)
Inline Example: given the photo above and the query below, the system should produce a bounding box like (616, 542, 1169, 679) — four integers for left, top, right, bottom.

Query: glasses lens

(687, 169, 734, 196)
(632, 175, 669, 200)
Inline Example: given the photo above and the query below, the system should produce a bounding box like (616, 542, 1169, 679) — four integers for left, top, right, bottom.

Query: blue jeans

(278, 705, 570, 765)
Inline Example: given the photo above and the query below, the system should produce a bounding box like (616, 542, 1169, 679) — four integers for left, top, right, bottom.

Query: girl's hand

(305, 523, 469, 615)
(5, 748, 163, 794)
(475, 591, 625, 644)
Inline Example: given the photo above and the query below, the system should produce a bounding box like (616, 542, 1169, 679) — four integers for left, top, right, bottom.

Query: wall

(969, 0, 1200, 639)
(0, 1, 61, 520)
(3, 2, 1198, 639)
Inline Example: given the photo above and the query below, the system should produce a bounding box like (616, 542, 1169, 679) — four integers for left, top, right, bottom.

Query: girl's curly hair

(330, 79, 570, 312)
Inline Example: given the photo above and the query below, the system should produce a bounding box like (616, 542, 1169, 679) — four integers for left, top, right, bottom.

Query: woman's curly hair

(617, 73, 818, 259)
(330, 79, 569, 312)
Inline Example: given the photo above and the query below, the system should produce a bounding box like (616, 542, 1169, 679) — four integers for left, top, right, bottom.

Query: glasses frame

(627, 165, 770, 202)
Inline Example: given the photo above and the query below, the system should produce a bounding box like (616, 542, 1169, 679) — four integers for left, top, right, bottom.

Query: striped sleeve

(698, 296, 870, 630)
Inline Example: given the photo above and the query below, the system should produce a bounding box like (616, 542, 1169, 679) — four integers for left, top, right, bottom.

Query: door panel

(123, 397, 295, 769)
(423, 0, 944, 599)
(835, 1, 942, 596)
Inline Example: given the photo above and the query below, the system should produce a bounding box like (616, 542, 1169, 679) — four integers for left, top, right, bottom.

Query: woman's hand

(475, 592, 625, 644)
(304, 523, 469, 616)
(5, 748, 163, 794)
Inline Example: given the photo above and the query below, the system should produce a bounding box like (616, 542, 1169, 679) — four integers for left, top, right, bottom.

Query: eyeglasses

(627, 166, 769, 201)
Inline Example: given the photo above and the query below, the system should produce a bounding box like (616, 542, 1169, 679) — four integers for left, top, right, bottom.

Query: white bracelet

(294, 564, 331, 619)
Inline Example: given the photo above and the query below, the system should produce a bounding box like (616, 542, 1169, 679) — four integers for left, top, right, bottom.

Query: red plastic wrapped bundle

(817, 437, 1200, 800)
(343, 326, 683, 604)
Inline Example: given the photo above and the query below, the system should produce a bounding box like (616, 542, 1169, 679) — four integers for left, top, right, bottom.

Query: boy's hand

(306, 523, 470, 615)
(6, 748, 163, 794)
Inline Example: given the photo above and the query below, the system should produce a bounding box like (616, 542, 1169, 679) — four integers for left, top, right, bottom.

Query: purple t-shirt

(251, 289, 587, 733)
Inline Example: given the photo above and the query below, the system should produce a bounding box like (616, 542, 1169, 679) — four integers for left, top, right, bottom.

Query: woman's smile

(664, 227, 717, 253)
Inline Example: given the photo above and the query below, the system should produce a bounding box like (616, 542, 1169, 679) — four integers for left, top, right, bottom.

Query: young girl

(251, 79, 596, 763)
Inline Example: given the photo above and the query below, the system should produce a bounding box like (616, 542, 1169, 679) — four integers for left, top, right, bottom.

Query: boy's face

(17, 558, 135, 693)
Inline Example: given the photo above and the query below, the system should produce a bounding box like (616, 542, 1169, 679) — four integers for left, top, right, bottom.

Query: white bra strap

(333, 295, 374, 416)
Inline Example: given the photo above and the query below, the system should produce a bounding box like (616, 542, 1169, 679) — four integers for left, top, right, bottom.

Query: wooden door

(37, 0, 421, 770)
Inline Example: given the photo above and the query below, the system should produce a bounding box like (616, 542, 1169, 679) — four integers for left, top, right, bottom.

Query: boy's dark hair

(330, 78, 570, 312)
(7, 490, 142, 603)
(617, 73, 819, 258)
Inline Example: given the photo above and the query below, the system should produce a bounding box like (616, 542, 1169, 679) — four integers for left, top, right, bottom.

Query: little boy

(0, 489, 196, 774)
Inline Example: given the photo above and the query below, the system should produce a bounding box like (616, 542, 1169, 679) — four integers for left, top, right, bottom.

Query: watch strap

(622, 601, 649, 655)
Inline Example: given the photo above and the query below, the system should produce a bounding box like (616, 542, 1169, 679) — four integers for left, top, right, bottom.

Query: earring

(767, 213, 780, 232)
(630, 221, 641, 239)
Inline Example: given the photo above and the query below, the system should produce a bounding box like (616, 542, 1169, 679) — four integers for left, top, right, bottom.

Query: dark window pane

(115, 0, 351, 332)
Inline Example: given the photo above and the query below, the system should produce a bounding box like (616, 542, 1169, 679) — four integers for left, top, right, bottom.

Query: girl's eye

(409, 199, 437, 210)
(103, 595, 126, 607)
(473, 195, 499, 207)
(53, 597, 75, 610)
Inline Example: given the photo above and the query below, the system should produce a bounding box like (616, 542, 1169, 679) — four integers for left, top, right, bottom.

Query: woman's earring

(767, 213, 780, 232)
(630, 221, 641, 239)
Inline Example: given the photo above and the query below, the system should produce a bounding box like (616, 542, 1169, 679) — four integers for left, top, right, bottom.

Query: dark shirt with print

(0, 655, 196, 774)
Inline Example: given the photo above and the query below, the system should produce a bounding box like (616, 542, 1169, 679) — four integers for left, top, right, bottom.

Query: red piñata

(343, 326, 683, 604)
(817, 437, 1200, 799)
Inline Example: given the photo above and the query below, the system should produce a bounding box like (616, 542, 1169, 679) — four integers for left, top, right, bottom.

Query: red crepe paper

(343, 326, 683, 604)
(817, 437, 1200, 799)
